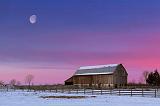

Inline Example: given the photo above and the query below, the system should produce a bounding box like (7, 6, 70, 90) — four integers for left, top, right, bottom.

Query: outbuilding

(65, 64, 128, 88)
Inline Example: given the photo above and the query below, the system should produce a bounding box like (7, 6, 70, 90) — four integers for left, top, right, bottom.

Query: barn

(65, 64, 128, 88)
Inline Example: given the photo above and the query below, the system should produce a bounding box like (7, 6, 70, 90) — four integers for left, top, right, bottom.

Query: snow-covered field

(0, 91, 160, 106)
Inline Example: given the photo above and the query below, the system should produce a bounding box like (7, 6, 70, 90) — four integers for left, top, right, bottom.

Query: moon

(29, 15, 37, 24)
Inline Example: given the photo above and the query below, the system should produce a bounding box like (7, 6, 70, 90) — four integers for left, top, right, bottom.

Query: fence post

(110, 88, 112, 95)
(119, 89, 120, 96)
(101, 88, 103, 95)
(7, 86, 9, 92)
(56, 87, 57, 93)
(68, 89, 71, 94)
(142, 88, 144, 97)
(77, 89, 78, 94)
(155, 89, 157, 98)
(131, 88, 132, 96)
(62, 88, 64, 93)
(92, 88, 94, 95)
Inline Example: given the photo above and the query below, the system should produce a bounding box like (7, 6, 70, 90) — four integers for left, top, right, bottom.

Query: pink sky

(1, 0, 160, 84)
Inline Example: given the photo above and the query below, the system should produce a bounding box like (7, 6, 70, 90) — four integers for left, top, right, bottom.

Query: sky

(1, 0, 160, 84)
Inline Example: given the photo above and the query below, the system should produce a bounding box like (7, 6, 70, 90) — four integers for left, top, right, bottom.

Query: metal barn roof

(74, 64, 120, 76)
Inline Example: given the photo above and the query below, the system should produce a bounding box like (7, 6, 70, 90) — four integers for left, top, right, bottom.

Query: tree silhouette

(10, 79, 16, 86)
(25, 74, 34, 91)
(143, 71, 149, 84)
(146, 69, 160, 86)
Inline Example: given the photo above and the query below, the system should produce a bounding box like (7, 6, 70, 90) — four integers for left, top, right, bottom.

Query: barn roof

(74, 64, 120, 76)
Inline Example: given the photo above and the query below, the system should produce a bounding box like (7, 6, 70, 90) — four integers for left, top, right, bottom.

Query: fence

(44, 88, 160, 98)
(3, 85, 160, 98)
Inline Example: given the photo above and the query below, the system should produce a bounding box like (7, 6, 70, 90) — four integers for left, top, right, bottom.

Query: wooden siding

(73, 74, 114, 87)
(65, 64, 128, 88)
(113, 64, 128, 86)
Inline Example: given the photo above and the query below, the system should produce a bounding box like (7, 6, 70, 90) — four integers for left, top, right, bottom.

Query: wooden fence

(46, 88, 160, 98)
(2, 85, 160, 98)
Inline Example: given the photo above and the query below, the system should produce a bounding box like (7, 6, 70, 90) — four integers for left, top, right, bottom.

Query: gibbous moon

(29, 15, 37, 24)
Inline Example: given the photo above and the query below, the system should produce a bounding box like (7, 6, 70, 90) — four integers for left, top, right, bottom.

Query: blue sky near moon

(1, 0, 160, 84)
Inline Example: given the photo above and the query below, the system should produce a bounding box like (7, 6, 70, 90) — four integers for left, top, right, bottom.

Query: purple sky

(1, 0, 160, 84)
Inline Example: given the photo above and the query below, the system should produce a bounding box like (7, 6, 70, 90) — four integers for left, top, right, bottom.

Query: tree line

(0, 74, 34, 88)
(144, 69, 160, 86)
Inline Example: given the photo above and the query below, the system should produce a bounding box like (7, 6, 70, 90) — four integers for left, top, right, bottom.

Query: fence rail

(1, 86, 160, 98)
(39, 88, 160, 98)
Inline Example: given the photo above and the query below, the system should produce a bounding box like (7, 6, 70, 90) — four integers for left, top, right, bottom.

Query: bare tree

(10, 79, 16, 86)
(138, 76, 143, 84)
(0, 81, 5, 89)
(129, 79, 136, 85)
(0, 80, 4, 85)
(16, 81, 21, 86)
(9, 79, 17, 90)
(143, 71, 149, 84)
(25, 74, 34, 91)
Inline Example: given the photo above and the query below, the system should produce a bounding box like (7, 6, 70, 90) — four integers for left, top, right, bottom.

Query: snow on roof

(74, 64, 120, 76)
(79, 64, 119, 70)
(75, 72, 113, 76)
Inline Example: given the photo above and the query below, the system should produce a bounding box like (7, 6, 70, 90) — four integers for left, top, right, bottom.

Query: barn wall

(65, 77, 73, 85)
(73, 74, 114, 88)
(66, 64, 128, 88)
(113, 64, 128, 87)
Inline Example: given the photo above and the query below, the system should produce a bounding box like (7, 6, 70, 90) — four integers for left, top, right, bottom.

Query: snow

(0, 91, 160, 106)
(75, 72, 113, 76)
(79, 64, 119, 70)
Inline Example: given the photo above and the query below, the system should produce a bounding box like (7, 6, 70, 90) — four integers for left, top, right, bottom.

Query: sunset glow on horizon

(1, 0, 160, 84)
